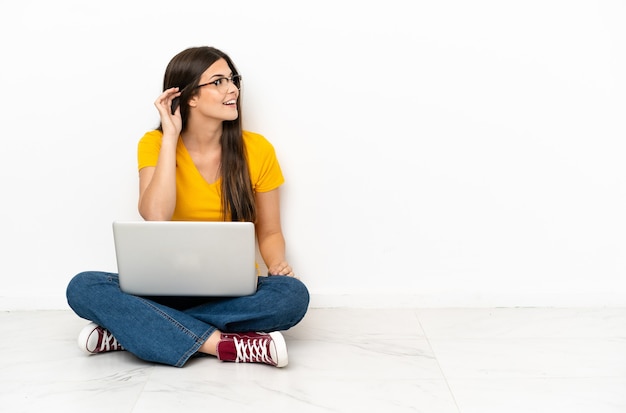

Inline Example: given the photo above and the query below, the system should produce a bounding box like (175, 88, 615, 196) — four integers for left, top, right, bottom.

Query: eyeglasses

(195, 75, 242, 94)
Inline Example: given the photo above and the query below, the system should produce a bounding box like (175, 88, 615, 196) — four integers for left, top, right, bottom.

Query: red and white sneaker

(216, 331, 288, 367)
(78, 322, 125, 354)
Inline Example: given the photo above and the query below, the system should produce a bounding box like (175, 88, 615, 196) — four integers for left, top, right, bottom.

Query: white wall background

(0, 0, 624, 310)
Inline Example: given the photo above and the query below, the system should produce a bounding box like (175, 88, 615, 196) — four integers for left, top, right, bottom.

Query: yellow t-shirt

(137, 130, 284, 221)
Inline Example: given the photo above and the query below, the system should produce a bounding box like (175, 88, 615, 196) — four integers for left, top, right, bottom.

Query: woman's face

(188, 58, 240, 123)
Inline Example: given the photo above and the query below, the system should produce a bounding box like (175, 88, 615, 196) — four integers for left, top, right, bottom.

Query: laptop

(112, 221, 258, 297)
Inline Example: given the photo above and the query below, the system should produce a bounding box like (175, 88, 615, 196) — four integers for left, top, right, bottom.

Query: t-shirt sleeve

(246, 132, 285, 193)
(137, 130, 163, 171)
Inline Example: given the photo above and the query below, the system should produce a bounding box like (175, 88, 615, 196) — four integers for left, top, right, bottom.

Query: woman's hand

(268, 261, 297, 278)
(154, 87, 183, 137)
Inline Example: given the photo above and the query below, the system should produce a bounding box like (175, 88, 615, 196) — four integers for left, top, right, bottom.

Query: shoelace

(99, 329, 123, 352)
(233, 336, 272, 364)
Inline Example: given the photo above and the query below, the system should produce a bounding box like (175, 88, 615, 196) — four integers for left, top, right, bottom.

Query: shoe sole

(77, 322, 99, 354)
(269, 331, 288, 367)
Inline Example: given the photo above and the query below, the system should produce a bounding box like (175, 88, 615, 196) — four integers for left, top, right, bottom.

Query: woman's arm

(255, 188, 295, 277)
(138, 88, 182, 221)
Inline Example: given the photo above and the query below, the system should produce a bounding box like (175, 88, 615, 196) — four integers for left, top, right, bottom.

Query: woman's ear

(187, 95, 198, 108)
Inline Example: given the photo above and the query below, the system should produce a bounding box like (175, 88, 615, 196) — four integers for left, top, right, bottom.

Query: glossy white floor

(1, 307, 625, 413)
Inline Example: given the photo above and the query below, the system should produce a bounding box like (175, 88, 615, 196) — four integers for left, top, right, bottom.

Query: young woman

(66, 46, 310, 368)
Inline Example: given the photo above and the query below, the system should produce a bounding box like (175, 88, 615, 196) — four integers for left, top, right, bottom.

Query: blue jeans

(66, 271, 310, 367)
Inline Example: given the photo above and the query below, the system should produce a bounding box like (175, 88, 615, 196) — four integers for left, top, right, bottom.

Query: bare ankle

(198, 330, 222, 356)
